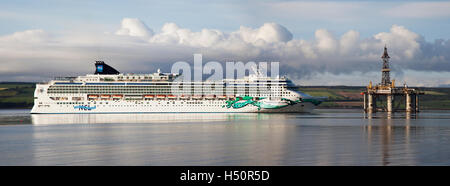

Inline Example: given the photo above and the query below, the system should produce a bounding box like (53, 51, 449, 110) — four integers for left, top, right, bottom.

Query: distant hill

(439, 84, 450, 88)
(299, 86, 450, 110)
(1, 82, 450, 110)
(0, 82, 35, 109)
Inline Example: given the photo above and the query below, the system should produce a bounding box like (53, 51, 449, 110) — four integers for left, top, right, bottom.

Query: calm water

(1, 109, 450, 166)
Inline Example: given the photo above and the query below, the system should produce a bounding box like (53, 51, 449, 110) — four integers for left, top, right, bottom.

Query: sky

(0, 0, 450, 86)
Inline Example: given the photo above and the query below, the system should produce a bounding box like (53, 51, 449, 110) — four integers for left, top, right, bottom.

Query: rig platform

(362, 46, 424, 113)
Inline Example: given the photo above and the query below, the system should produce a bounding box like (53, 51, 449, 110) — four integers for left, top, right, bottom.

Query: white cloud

(0, 29, 50, 43)
(147, 22, 292, 48)
(373, 25, 420, 59)
(234, 23, 293, 44)
(115, 18, 154, 38)
(314, 29, 337, 55)
(339, 30, 360, 55)
(0, 18, 449, 86)
(149, 22, 226, 47)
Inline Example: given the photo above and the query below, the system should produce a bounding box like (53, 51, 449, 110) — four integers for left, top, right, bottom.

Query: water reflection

(28, 113, 295, 165)
(1, 109, 449, 165)
(31, 113, 292, 125)
(364, 112, 420, 165)
(363, 111, 417, 119)
(0, 109, 31, 125)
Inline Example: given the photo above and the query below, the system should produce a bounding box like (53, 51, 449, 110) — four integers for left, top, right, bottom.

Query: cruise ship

(31, 61, 321, 114)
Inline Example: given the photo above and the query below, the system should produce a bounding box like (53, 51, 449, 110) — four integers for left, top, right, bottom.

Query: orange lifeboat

(101, 95, 111, 98)
(192, 95, 202, 99)
(180, 95, 190, 99)
(156, 95, 166, 99)
(217, 95, 227, 99)
(168, 95, 177, 99)
(144, 95, 155, 98)
(205, 95, 215, 99)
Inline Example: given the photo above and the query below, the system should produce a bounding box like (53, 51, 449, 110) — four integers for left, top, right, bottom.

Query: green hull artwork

(224, 96, 321, 110)
(224, 96, 262, 110)
(259, 102, 288, 109)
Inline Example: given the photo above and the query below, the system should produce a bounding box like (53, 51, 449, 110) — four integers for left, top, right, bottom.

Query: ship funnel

(94, 61, 120, 75)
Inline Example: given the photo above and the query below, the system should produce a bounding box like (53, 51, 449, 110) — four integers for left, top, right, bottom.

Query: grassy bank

(300, 86, 450, 110)
(0, 83, 35, 109)
(1, 82, 450, 110)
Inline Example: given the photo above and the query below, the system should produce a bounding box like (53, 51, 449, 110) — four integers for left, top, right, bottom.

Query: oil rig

(362, 46, 424, 113)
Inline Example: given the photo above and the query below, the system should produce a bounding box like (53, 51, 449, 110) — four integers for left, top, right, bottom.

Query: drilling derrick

(362, 45, 424, 113)
(381, 45, 391, 86)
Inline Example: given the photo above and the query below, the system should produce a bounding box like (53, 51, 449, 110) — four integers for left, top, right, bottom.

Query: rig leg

(387, 94, 393, 112)
(363, 93, 367, 112)
(368, 94, 374, 112)
(406, 93, 412, 112)
(415, 94, 420, 112)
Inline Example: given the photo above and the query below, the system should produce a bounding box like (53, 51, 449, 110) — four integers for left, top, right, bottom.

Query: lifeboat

(88, 95, 98, 98)
(205, 95, 215, 99)
(156, 95, 166, 99)
(180, 95, 190, 99)
(217, 95, 227, 99)
(168, 95, 177, 99)
(144, 95, 155, 98)
(192, 95, 202, 99)
(101, 95, 111, 98)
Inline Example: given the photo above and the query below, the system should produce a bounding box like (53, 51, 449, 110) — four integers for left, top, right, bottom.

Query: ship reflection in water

(1, 109, 450, 165)
(28, 112, 298, 166)
(31, 113, 285, 125)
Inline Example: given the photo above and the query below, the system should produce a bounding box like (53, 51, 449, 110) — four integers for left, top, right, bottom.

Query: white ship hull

(31, 100, 315, 114)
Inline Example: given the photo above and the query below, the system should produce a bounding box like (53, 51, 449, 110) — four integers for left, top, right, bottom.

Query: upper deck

(44, 61, 296, 88)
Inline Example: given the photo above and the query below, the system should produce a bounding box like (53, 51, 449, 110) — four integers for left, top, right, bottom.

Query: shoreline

(2, 83, 450, 110)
